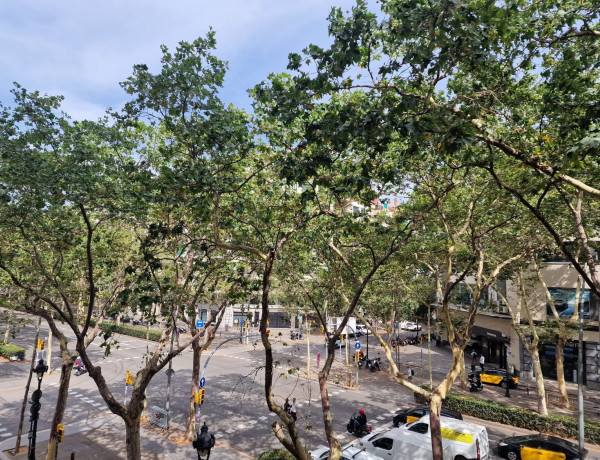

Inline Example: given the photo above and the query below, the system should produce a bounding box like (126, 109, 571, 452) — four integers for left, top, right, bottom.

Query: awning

(471, 326, 510, 343)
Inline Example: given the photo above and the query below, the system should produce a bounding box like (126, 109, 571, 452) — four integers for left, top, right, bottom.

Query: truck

(326, 316, 357, 337)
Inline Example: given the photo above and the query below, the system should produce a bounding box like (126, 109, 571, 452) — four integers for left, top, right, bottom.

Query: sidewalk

(0, 415, 251, 460)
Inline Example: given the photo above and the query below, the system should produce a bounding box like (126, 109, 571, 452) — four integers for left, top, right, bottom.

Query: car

(392, 405, 463, 427)
(121, 317, 132, 323)
(132, 318, 145, 326)
(177, 326, 187, 333)
(310, 445, 384, 460)
(469, 368, 519, 389)
(334, 339, 346, 348)
(356, 324, 368, 336)
(497, 434, 587, 460)
(405, 322, 422, 331)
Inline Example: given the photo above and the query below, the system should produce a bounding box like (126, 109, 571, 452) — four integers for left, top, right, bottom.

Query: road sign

(355, 337, 359, 342)
(354, 342, 361, 350)
(199, 377, 206, 388)
(196, 320, 204, 328)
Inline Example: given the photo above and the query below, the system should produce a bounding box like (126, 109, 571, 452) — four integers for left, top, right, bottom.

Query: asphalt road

(1, 320, 598, 459)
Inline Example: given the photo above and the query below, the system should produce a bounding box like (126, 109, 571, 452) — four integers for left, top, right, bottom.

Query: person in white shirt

(290, 398, 298, 421)
(479, 354, 485, 371)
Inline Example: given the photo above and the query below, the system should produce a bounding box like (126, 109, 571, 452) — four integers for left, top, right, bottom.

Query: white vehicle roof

(309, 445, 384, 460)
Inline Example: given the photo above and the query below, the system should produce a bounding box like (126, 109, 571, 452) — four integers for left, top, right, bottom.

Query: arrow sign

(199, 377, 206, 388)
(196, 320, 204, 328)
(354, 342, 361, 350)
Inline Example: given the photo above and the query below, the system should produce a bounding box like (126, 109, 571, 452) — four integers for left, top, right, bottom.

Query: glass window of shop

(539, 344, 586, 384)
(546, 288, 591, 320)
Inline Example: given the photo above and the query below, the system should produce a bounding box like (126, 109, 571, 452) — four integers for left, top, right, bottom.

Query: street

(1, 321, 598, 459)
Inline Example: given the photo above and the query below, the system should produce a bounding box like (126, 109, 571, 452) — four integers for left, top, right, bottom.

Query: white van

(394, 415, 489, 460)
(357, 429, 453, 459)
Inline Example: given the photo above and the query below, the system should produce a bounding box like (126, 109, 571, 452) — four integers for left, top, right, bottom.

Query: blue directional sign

(199, 377, 206, 388)
(354, 342, 361, 350)
(196, 320, 204, 328)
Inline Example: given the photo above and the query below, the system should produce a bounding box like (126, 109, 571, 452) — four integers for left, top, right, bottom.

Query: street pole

(28, 359, 48, 460)
(505, 343, 511, 398)
(578, 301, 585, 453)
(366, 328, 369, 359)
(306, 316, 311, 377)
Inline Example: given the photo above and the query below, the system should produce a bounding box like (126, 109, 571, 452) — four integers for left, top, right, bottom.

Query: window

(372, 437, 394, 450)
(408, 423, 429, 434)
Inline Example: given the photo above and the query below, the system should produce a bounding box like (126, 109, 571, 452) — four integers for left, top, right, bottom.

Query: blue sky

(0, 1, 353, 120)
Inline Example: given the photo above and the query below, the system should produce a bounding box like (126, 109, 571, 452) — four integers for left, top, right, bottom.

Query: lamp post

(28, 358, 48, 460)
(505, 344, 511, 398)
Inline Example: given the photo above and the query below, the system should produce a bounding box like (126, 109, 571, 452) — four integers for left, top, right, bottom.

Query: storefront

(471, 325, 511, 370)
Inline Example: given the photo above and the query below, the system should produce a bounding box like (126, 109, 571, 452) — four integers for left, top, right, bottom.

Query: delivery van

(358, 429, 453, 459)
(394, 415, 489, 460)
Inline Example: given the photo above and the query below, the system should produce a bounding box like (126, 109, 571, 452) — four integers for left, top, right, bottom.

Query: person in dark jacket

(193, 422, 215, 459)
(355, 408, 367, 431)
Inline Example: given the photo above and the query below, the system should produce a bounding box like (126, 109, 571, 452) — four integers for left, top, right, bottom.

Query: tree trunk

(45, 345, 75, 460)
(555, 334, 569, 408)
(3, 308, 13, 344)
(125, 416, 142, 460)
(319, 342, 342, 460)
(429, 393, 444, 460)
(530, 348, 548, 416)
(186, 337, 201, 441)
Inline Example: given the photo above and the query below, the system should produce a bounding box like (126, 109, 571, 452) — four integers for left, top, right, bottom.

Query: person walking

(407, 366, 414, 379)
(316, 351, 321, 368)
(283, 398, 291, 415)
(471, 351, 477, 372)
(479, 354, 485, 371)
(290, 397, 298, 422)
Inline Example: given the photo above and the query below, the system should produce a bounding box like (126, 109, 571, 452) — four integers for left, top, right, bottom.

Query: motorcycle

(469, 377, 483, 392)
(74, 364, 87, 376)
(366, 357, 381, 373)
(346, 415, 372, 437)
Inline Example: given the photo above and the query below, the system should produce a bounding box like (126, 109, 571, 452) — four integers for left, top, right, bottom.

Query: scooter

(469, 377, 483, 392)
(366, 357, 381, 373)
(74, 365, 87, 376)
(346, 415, 372, 437)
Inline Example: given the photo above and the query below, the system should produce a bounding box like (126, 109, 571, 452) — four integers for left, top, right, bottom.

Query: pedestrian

(316, 351, 321, 368)
(290, 397, 298, 421)
(407, 366, 414, 379)
(479, 354, 485, 371)
(283, 398, 291, 414)
(471, 351, 477, 372)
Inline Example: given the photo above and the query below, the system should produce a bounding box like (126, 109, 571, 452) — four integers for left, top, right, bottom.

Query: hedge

(0, 342, 26, 359)
(256, 450, 296, 460)
(415, 391, 600, 445)
(92, 320, 164, 342)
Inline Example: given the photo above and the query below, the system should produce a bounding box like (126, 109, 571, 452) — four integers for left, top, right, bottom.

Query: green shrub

(101, 323, 164, 342)
(0, 342, 26, 359)
(415, 391, 600, 444)
(90, 320, 164, 342)
(256, 449, 296, 460)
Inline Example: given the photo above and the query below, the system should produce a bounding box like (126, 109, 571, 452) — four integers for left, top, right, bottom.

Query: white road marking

(0, 433, 12, 438)
(238, 424, 246, 429)
(259, 416, 267, 420)
(225, 429, 235, 433)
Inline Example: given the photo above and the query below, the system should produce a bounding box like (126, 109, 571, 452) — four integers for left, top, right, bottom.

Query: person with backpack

(193, 422, 216, 459)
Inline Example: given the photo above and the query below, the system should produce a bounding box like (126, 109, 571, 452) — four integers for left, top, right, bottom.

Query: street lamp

(28, 358, 48, 460)
(504, 345, 511, 398)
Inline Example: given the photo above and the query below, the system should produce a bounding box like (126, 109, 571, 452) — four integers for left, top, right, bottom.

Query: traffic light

(197, 389, 205, 406)
(40, 340, 45, 350)
(57, 423, 64, 443)
(30, 389, 42, 421)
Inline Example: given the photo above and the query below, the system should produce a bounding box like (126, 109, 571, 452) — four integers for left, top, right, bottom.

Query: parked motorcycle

(366, 357, 381, 373)
(469, 376, 483, 392)
(290, 331, 303, 340)
(74, 365, 87, 376)
(346, 415, 372, 437)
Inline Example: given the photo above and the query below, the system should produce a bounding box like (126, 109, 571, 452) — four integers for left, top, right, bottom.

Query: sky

(0, 1, 355, 120)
